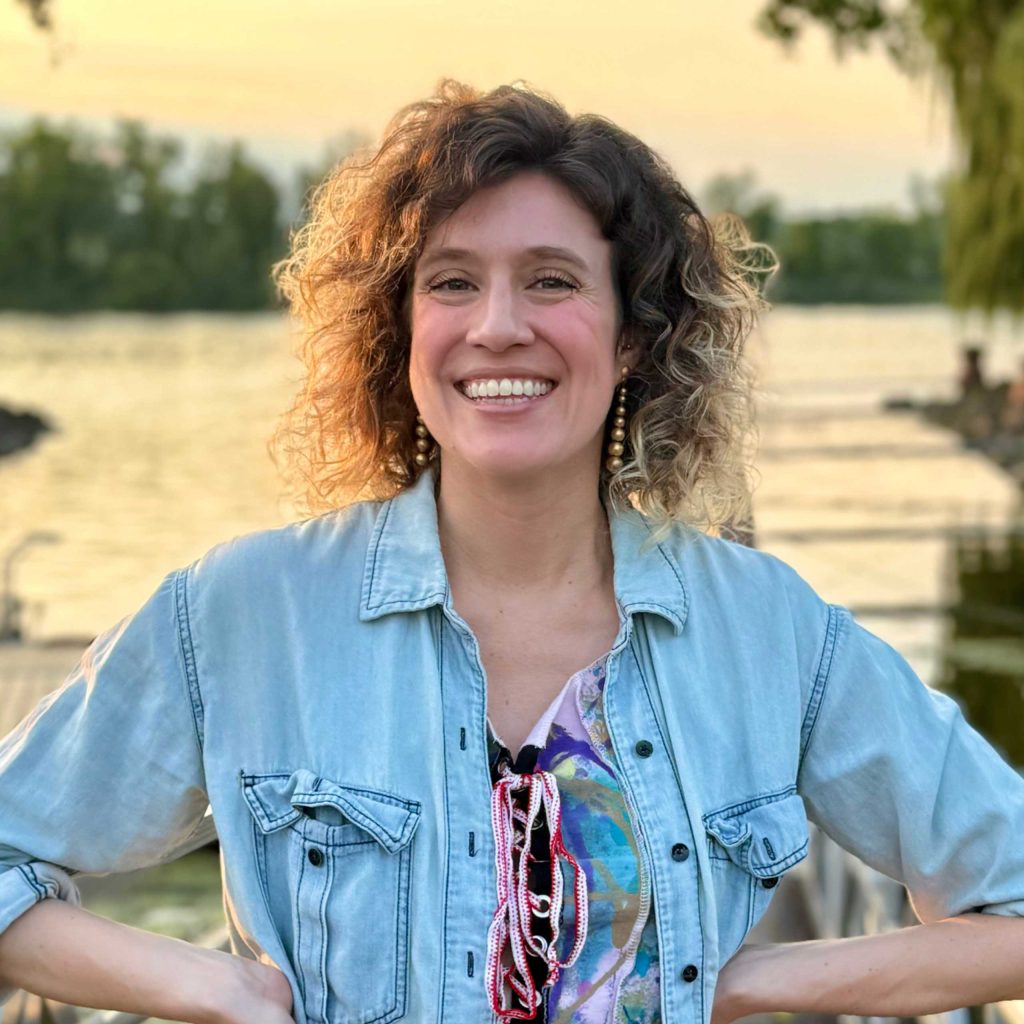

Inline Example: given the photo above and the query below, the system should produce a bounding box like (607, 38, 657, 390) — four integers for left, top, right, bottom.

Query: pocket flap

(704, 791, 809, 878)
(241, 768, 421, 853)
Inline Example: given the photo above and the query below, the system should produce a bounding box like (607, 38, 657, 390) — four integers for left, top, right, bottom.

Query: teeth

(458, 378, 554, 401)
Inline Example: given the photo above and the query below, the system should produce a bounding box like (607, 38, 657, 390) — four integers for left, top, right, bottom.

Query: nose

(464, 281, 534, 351)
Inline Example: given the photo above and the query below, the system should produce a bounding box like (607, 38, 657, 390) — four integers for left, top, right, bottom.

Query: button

(634, 739, 654, 758)
(671, 843, 690, 862)
(681, 964, 699, 983)
(761, 876, 779, 889)
(307, 847, 324, 867)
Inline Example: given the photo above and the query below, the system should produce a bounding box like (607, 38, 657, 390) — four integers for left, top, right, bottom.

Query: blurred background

(1, 1, 1023, 1022)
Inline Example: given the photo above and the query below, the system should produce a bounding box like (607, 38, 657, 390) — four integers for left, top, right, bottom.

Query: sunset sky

(0, 0, 954, 214)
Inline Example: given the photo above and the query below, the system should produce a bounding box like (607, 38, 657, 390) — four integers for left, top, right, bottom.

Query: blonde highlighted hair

(272, 79, 774, 535)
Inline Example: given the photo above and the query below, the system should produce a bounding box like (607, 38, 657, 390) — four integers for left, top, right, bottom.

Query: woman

(1, 80, 1024, 1024)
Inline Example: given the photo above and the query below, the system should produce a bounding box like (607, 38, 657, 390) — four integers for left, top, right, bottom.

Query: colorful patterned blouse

(486, 655, 662, 1023)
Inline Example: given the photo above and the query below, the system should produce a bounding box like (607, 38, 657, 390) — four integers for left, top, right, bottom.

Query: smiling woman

(271, 79, 770, 532)
(2, 78, 1024, 1024)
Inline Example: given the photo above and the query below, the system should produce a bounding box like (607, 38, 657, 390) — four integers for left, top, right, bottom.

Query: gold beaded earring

(414, 414, 434, 467)
(605, 365, 629, 473)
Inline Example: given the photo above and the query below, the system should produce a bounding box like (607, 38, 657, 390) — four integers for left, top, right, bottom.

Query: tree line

(0, 118, 945, 312)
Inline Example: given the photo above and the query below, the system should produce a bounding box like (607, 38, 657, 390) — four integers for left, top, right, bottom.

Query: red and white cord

(484, 763, 588, 1021)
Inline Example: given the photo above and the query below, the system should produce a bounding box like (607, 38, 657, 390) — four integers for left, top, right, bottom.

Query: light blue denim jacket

(3, 466, 1024, 1024)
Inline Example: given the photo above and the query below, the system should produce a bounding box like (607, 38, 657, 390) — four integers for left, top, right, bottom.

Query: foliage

(15, 0, 51, 29)
(703, 170, 945, 304)
(756, 0, 1024, 314)
(0, 120, 948, 311)
(0, 118, 284, 311)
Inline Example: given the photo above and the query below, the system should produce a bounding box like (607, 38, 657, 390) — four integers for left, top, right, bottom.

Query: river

(1, 306, 1022, 684)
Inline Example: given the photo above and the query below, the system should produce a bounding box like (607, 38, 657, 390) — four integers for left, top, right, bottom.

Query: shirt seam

(798, 603, 845, 769)
(174, 566, 206, 755)
(16, 862, 45, 898)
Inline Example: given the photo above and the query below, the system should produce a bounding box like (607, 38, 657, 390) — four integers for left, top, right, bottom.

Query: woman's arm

(714, 913, 1024, 1023)
(0, 898, 294, 1024)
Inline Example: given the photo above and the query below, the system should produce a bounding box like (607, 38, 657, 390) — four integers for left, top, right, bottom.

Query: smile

(456, 378, 556, 400)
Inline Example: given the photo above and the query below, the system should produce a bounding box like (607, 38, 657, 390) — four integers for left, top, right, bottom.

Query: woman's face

(409, 170, 626, 484)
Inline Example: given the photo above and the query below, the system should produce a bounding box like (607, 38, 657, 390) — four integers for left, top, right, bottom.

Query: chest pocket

(703, 789, 809, 963)
(241, 768, 421, 1024)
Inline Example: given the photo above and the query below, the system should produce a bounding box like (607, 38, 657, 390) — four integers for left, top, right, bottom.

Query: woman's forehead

(418, 172, 609, 266)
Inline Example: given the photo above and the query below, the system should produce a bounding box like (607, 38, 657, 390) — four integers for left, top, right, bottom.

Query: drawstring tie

(485, 761, 588, 1021)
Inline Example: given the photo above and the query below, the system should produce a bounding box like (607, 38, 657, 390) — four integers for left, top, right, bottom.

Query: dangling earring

(605, 366, 629, 473)
(414, 413, 434, 467)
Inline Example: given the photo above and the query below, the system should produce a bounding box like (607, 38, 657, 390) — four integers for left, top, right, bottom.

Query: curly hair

(272, 79, 775, 535)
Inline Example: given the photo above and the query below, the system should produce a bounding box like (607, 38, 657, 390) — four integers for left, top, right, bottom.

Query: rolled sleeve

(797, 603, 1024, 924)
(0, 569, 209, 1004)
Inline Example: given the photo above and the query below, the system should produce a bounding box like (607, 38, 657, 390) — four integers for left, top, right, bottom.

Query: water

(1, 306, 1022, 665)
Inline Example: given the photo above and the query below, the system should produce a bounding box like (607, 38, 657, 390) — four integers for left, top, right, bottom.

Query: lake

(1, 306, 1022, 685)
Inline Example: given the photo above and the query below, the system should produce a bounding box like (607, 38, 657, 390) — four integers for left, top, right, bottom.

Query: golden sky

(0, 0, 953, 212)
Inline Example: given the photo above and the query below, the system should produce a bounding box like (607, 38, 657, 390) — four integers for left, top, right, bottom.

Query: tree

(702, 169, 782, 246)
(756, 0, 1024, 315)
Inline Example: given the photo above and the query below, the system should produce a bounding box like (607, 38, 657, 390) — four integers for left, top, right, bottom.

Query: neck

(436, 454, 613, 595)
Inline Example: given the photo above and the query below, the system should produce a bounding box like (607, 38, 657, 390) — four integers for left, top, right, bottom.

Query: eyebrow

(416, 245, 592, 275)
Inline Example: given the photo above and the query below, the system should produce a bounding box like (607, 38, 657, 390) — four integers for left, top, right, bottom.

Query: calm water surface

(1, 307, 1022, 646)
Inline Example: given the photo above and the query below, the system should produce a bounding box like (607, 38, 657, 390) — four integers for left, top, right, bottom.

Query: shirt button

(671, 843, 690, 862)
(761, 876, 779, 889)
(308, 847, 324, 867)
(634, 739, 654, 758)
(681, 964, 699, 983)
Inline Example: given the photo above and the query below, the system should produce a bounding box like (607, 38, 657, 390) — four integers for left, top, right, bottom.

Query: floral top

(487, 656, 662, 1023)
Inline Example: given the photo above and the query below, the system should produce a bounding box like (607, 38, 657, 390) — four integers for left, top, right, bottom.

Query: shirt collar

(359, 466, 689, 634)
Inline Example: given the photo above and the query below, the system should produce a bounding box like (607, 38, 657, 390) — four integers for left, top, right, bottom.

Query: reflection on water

(939, 529, 1024, 767)
(0, 306, 1023, 654)
(0, 312, 302, 638)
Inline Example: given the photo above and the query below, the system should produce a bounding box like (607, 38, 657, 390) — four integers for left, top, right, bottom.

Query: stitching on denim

(625, 632, 703, 1024)
(250, 821, 277, 953)
(294, 827, 311, 1020)
(798, 603, 844, 767)
(174, 567, 206, 753)
(362, 498, 392, 613)
(315, 835, 330, 1024)
(701, 785, 799, 823)
(437, 609, 451, 1022)
(365, 593, 447, 615)
(240, 772, 421, 839)
(291, 789, 421, 849)
(294, 784, 420, 813)
(18, 862, 45, 898)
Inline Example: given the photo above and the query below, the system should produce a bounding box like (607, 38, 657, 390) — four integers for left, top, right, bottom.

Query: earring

(605, 366, 629, 473)
(414, 413, 434, 467)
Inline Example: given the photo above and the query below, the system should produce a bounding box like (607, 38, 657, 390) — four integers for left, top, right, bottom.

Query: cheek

(408, 308, 451, 377)
(540, 305, 618, 377)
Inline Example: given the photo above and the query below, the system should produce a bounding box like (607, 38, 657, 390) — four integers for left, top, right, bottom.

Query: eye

(426, 274, 475, 293)
(530, 272, 579, 291)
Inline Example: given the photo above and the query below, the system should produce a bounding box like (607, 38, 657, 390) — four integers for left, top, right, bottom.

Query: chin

(448, 444, 584, 482)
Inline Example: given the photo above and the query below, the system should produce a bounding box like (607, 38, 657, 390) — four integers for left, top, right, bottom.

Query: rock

(0, 405, 52, 458)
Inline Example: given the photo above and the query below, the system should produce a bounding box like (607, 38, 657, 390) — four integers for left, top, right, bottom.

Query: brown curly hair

(272, 79, 774, 534)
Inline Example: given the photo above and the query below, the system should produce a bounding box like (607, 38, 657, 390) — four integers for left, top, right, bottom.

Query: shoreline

(886, 387, 1024, 498)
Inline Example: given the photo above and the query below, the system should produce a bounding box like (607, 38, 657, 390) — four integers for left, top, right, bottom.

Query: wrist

(718, 942, 776, 1020)
(175, 946, 250, 1024)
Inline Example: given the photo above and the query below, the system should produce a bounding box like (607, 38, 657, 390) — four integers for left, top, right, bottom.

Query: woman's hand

(710, 915, 1024, 1021)
(198, 953, 295, 1024)
(709, 943, 769, 1024)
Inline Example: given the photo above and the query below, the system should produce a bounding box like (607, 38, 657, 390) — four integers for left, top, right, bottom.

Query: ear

(616, 332, 642, 373)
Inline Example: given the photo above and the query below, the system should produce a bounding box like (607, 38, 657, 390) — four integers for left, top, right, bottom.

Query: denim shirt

(3, 466, 1024, 1024)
